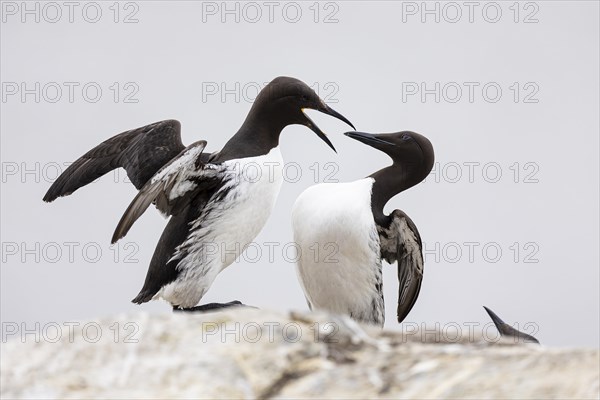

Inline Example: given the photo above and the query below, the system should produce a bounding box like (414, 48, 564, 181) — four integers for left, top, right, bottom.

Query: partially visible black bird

(484, 306, 540, 344)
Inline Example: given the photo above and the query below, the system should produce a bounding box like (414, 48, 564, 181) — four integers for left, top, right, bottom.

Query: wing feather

(395, 214, 424, 323)
(380, 210, 424, 323)
(43, 120, 185, 202)
(111, 141, 210, 244)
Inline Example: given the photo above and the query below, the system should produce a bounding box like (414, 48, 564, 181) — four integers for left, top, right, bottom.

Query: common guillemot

(44, 76, 354, 311)
(292, 131, 434, 326)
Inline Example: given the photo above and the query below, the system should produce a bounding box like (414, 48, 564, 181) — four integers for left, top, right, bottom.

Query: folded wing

(111, 140, 222, 244)
(380, 210, 424, 323)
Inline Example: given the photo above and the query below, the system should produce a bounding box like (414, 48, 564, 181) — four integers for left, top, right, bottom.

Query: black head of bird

(242, 76, 355, 152)
(344, 130, 435, 188)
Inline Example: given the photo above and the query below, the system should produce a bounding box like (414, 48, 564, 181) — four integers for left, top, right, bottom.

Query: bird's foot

(173, 300, 251, 313)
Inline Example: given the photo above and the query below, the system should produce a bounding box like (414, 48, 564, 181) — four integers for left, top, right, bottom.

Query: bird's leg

(173, 300, 248, 313)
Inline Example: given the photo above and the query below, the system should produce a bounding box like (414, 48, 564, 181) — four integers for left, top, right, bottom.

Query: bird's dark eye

(401, 134, 412, 141)
(301, 95, 309, 101)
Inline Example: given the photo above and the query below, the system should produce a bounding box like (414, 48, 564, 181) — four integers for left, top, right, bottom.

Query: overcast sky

(1, 1, 598, 347)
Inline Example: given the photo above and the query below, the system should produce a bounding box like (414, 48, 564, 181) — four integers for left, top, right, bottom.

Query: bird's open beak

(343, 131, 395, 148)
(302, 104, 355, 153)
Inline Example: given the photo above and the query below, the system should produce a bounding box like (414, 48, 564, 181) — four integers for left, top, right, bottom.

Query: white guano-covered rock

(1, 309, 598, 399)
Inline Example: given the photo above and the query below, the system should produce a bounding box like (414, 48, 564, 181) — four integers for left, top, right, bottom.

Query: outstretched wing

(43, 120, 188, 202)
(111, 140, 222, 244)
(379, 210, 424, 323)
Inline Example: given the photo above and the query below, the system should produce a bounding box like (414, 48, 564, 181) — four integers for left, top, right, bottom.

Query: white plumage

(292, 178, 385, 326)
(156, 147, 284, 307)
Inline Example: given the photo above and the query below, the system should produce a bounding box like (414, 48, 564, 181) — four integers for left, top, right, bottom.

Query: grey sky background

(1, 1, 598, 347)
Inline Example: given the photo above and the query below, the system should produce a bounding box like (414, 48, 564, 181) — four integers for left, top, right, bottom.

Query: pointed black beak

(344, 131, 395, 148)
(483, 306, 540, 344)
(319, 103, 355, 131)
(302, 104, 355, 153)
(483, 306, 506, 327)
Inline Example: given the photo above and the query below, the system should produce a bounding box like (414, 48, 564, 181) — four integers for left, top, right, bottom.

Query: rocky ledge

(1, 309, 598, 399)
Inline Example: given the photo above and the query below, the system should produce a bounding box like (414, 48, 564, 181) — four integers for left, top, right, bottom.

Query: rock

(2, 309, 598, 399)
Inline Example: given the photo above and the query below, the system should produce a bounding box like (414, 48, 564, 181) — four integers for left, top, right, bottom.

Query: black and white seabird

(43, 76, 354, 311)
(484, 306, 540, 344)
(292, 131, 434, 326)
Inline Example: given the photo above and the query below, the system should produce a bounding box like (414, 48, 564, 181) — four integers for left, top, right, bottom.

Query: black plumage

(44, 76, 354, 310)
(345, 130, 434, 323)
(43, 120, 188, 201)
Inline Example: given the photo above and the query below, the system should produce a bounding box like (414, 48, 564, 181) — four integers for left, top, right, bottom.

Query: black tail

(130, 208, 195, 306)
(131, 290, 156, 305)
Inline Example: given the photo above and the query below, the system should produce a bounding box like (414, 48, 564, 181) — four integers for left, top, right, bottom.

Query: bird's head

(251, 76, 355, 152)
(344, 130, 435, 180)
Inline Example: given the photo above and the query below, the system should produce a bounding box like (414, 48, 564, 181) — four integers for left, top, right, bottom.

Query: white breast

(157, 147, 284, 307)
(292, 178, 384, 325)
(209, 147, 284, 267)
